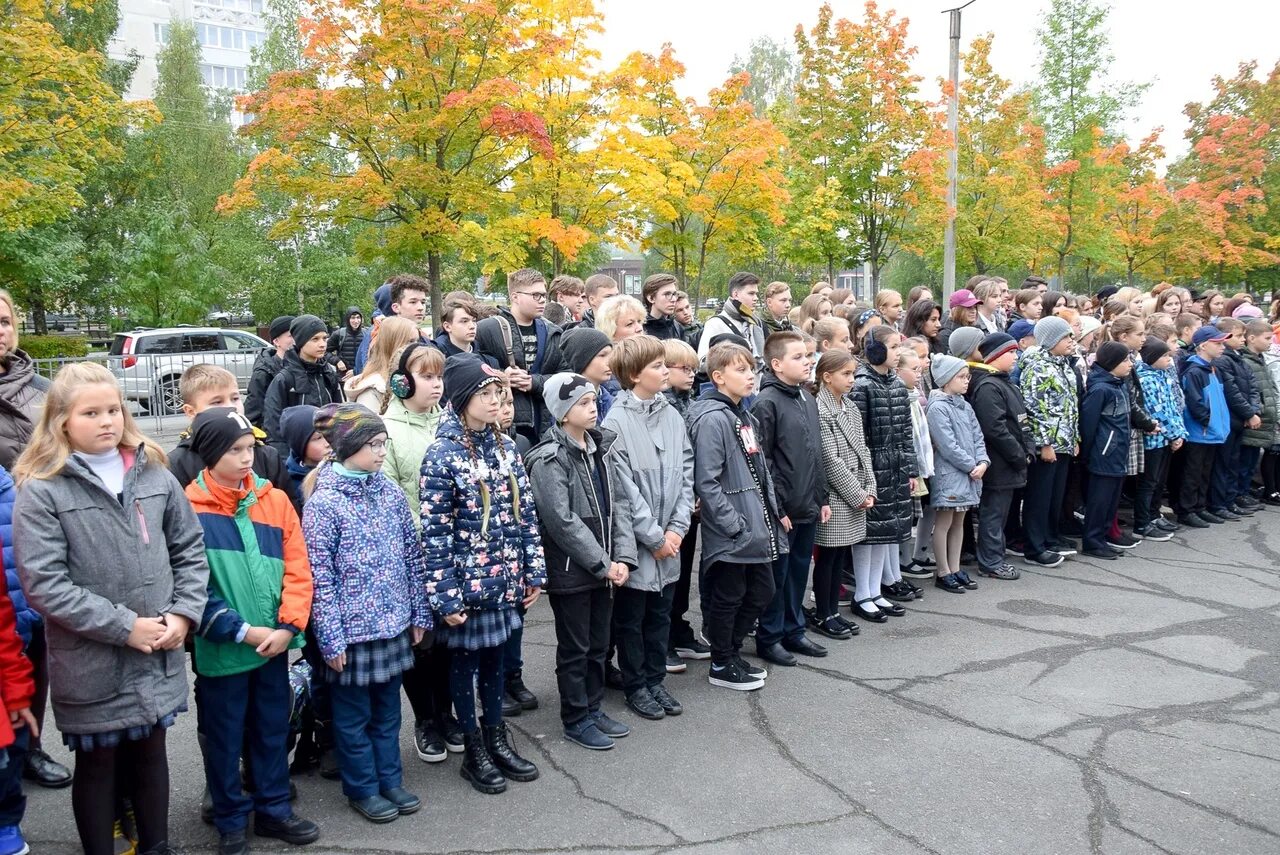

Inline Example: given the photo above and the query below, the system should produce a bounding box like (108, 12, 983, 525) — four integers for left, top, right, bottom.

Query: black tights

(1262, 450, 1280, 495)
(73, 729, 169, 855)
(449, 646, 504, 734)
(812, 545, 848, 619)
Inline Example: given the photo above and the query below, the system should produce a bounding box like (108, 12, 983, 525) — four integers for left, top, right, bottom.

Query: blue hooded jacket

(1080, 365, 1131, 477)
(1180, 355, 1230, 444)
(0, 466, 40, 646)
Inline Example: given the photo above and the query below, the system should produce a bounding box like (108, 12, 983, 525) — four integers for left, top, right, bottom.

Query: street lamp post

(942, 1, 975, 305)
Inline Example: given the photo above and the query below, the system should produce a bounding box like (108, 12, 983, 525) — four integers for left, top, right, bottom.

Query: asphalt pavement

(20, 500, 1280, 854)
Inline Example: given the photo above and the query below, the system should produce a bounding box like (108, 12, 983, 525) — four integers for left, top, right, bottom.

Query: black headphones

(389, 342, 427, 399)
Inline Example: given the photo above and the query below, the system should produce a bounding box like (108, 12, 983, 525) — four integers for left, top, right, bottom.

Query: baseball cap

(949, 289, 979, 309)
(1191, 326, 1229, 347)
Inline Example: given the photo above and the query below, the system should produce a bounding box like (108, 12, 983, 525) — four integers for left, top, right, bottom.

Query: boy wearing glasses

(475, 268, 565, 444)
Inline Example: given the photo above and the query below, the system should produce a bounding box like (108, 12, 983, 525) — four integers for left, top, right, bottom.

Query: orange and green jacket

(185, 471, 312, 677)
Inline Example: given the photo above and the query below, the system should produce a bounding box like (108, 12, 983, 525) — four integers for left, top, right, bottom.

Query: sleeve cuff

(276, 622, 302, 635)
(234, 623, 250, 643)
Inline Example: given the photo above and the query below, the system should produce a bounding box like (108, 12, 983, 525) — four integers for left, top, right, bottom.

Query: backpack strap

(494, 315, 518, 368)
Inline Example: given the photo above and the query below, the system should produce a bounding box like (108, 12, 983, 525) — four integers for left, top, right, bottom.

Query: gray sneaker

(978, 562, 1021, 580)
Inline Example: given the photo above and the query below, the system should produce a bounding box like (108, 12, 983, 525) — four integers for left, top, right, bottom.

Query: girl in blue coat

(420, 355, 546, 796)
(926, 356, 989, 593)
(1080, 343, 1133, 559)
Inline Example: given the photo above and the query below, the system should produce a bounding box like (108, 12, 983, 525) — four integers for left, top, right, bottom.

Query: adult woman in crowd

(937, 289, 978, 354)
(597, 294, 647, 342)
(903, 298, 945, 356)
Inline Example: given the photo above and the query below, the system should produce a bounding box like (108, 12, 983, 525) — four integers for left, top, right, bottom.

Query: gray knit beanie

(543, 373, 595, 424)
(931, 354, 968, 388)
(947, 326, 985, 359)
(1034, 316, 1072, 351)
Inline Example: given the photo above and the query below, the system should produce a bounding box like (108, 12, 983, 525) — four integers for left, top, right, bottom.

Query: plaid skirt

(62, 705, 185, 752)
(1126, 429, 1144, 476)
(443, 606, 522, 652)
(325, 631, 415, 687)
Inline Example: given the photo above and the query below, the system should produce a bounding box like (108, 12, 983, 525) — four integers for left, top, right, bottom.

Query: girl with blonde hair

(345, 316, 421, 410)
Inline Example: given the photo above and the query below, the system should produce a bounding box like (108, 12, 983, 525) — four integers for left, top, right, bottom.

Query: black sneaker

(1198, 510, 1226, 524)
(673, 638, 711, 660)
(977, 563, 1020, 580)
(953, 569, 978, 590)
(625, 687, 665, 720)
(414, 721, 447, 763)
(1212, 508, 1242, 521)
(443, 715, 465, 753)
(708, 660, 765, 691)
(1106, 533, 1141, 550)
(1025, 551, 1064, 568)
(665, 652, 687, 674)
(1052, 540, 1078, 556)
(735, 655, 768, 680)
(590, 709, 630, 738)
(1134, 524, 1172, 542)
(1178, 514, 1209, 528)
(1154, 517, 1179, 531)
(900, 561, 933, 579)
(650, 684, 683, 716)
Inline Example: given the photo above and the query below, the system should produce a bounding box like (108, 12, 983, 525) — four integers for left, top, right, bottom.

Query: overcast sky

(595, 0, 1280, 163)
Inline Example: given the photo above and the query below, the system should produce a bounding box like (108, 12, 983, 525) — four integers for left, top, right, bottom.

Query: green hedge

(21, 335, 90, 360)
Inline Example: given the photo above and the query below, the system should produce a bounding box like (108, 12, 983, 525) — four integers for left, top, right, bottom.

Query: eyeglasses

(669, 364, 695, 374)
(364, 440, 388, 453)
(516, 291, 548, 302)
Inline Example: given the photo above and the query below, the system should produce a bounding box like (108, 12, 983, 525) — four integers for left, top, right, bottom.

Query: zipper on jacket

(135, 499, 150, 545)
(577, 446, 610, 588)
(1102, 430, 1114, 456)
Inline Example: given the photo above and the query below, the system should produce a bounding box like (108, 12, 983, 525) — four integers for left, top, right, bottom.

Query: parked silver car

(108, 326, 269, 414)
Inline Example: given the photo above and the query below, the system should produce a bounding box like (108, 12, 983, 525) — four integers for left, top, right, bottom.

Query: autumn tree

(1033, 0, 1144, 285)
(729, 36, 796, 117)
(222, 0, 584, 322)
(614, 47, 788, 303)
(788, 2, 942, 289)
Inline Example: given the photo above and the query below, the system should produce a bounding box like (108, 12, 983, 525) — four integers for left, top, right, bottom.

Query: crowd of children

(0, 273, 1278, 855)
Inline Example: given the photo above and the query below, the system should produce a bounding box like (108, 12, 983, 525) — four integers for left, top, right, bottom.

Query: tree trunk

(30, 289, 46, 336)
(826, 255, 835, 287)
(293, 236, 305, 313)
(428, 250, 443, 325)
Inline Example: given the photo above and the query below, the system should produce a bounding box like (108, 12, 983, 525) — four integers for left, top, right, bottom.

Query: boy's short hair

(507, 268, 546, 293)
(608, 334, 666, 390)
(1245, 319, 1272, 338)
(1014, 288, 1040, 309)
(727, 271, 760, 295)
(764, 329, 805, 367)
(549, 274, 585, 299)
(795, 329, 816, 345)
(1215, 317, 1243, 334)
(706, 342, 754, 379)
(662, 337, 697, 369)
(180, 364, 238, 406)
(1175, 313, 1202, 336)
(642, 273, 679, 306)
(1148, 322, 1176, 342)
(387, 273, 429, 306)
(765, 281, 791, 299)
(441, 299, 477, 325)
(674, 290, 690, 304)
(584, 274, 618, 299)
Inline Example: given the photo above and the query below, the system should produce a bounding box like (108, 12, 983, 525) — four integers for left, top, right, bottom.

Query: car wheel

(156, 375, 183, 415)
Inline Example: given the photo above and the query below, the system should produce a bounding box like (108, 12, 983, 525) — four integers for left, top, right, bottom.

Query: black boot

(505, 670, 538, 710)
(460, 731, 507, 795)
(482, 722, 539, 782)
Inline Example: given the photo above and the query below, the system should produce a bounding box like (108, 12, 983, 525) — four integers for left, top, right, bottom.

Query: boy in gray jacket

(686, 343, 786, 692)
(602, 336, 695, 721)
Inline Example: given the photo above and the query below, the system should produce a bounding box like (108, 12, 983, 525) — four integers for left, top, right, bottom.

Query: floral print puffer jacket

(420, 407, 546, 617)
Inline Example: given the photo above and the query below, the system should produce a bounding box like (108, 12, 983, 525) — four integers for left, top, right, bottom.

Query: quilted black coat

(850, 365, 918, 544)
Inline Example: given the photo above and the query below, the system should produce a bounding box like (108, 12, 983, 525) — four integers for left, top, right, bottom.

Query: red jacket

(0, 552, 33, 749)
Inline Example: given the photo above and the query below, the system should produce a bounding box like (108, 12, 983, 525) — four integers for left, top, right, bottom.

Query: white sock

(852, 544, 875, 602)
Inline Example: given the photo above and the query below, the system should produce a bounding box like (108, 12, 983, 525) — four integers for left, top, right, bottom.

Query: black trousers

(1177, 441, 1217, 517)
(612, 583, 676, 695)
(401, 642, 452, 729)
(670, 518, 700, 648)
(549, 587, 613, 726)
(702, 561, 776, 666)
(976, 487, 1015, 572)
(1208, 429, 1244, 512)
(1083, 473, 1123, 552)
(1134, 445, 1172, 530)
(1024, 455, 1071, 555)
(812, 546, 848, 619)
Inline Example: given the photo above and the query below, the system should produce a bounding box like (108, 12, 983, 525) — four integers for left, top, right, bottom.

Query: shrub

(20, 335, 90, 360)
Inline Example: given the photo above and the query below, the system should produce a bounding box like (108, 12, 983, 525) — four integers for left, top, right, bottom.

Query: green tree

(729, 36, 796, 117)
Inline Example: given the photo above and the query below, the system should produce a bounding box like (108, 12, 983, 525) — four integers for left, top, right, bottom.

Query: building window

(200, 63, 247, 90)
(196, 23, 265, 51)
(196, 0, 264, 11)
(153, 22, 170, 44)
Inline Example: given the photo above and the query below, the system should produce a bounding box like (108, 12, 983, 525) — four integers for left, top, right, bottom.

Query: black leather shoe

(851, 599, 888, 622)
(1229, 503, 1256, 516)
(255, 813, 320, 845)
(650, 684, 683, 716)
(482, 722, 538, 782)
(1212, 508, 1242, 521)
(782, 636, 828, 658)
(501, 694, 522, 717)
(881, 582, 915, 602)
(460, 732, 507, 795)
(1082, 547, 1119, 560)
(934, 573, 966, 593)
(625, 687, 665, 720)
(811, 615, 853, 639)
(218, 830, 249, 855)
(380, 786, 421, 815)
(953, 570, 979, 590)
(349, 795, 400, 823)
(873, 598, 906, 617)
(505, 671, 538, 710)
(605, 661, 625, 690)
(755, 642, 798, 667)
(1178, 514, 1210, 529)
(1198, 510, 1226, 524)
(23, 749, 71, 789)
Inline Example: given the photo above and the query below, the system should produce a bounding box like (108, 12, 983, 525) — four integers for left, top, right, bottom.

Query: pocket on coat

(164, 648, 186, 678)
(47, 635, 121, 705)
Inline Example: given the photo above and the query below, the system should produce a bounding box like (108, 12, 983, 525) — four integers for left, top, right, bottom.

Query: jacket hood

(759, 371, 801, 398)
(528, 423, 615, 464)
(343, 306, 363, 328)
(382, 395, 442, 432)
(0, 466, 12, 495)
(185, 471, 270, 514)
(310, 459, 396, 499)
(614, 389, 674, 423)
(284, 349, 331, 375)
(0, 350, 39, 397)
(927, 388, 968, 409)
(1088, 363, 1126, 388)
(685, 395, 734, 432)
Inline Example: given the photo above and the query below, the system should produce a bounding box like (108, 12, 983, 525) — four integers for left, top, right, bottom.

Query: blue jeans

(0, 727, 28, 827)
(196, 655, 292, 834)
(757, 521, 816, 647)
(1236, 445, 1262, 498)
(330, 675, 404, 800)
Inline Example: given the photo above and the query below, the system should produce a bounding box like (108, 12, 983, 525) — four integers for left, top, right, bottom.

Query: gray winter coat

(925, 390, 989, 509)
(14, 448, 209, 735)
(525, 425, 638, 595)
(601, 390, 695, 592)
(686, 393, 787, 568)
(815, 388, 876, 548)
(0, 351, 49, 470)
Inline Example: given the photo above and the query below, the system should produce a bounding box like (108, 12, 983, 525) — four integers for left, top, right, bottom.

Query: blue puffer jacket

(1081, 365, 1131, 476)
(1180, 356, 1230, 445)
(420, 407, 547, 618)
(0, 466, 39, 646)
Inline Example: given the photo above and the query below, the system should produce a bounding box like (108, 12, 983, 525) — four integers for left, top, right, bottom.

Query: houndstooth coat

(815, 388, 877, 548)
